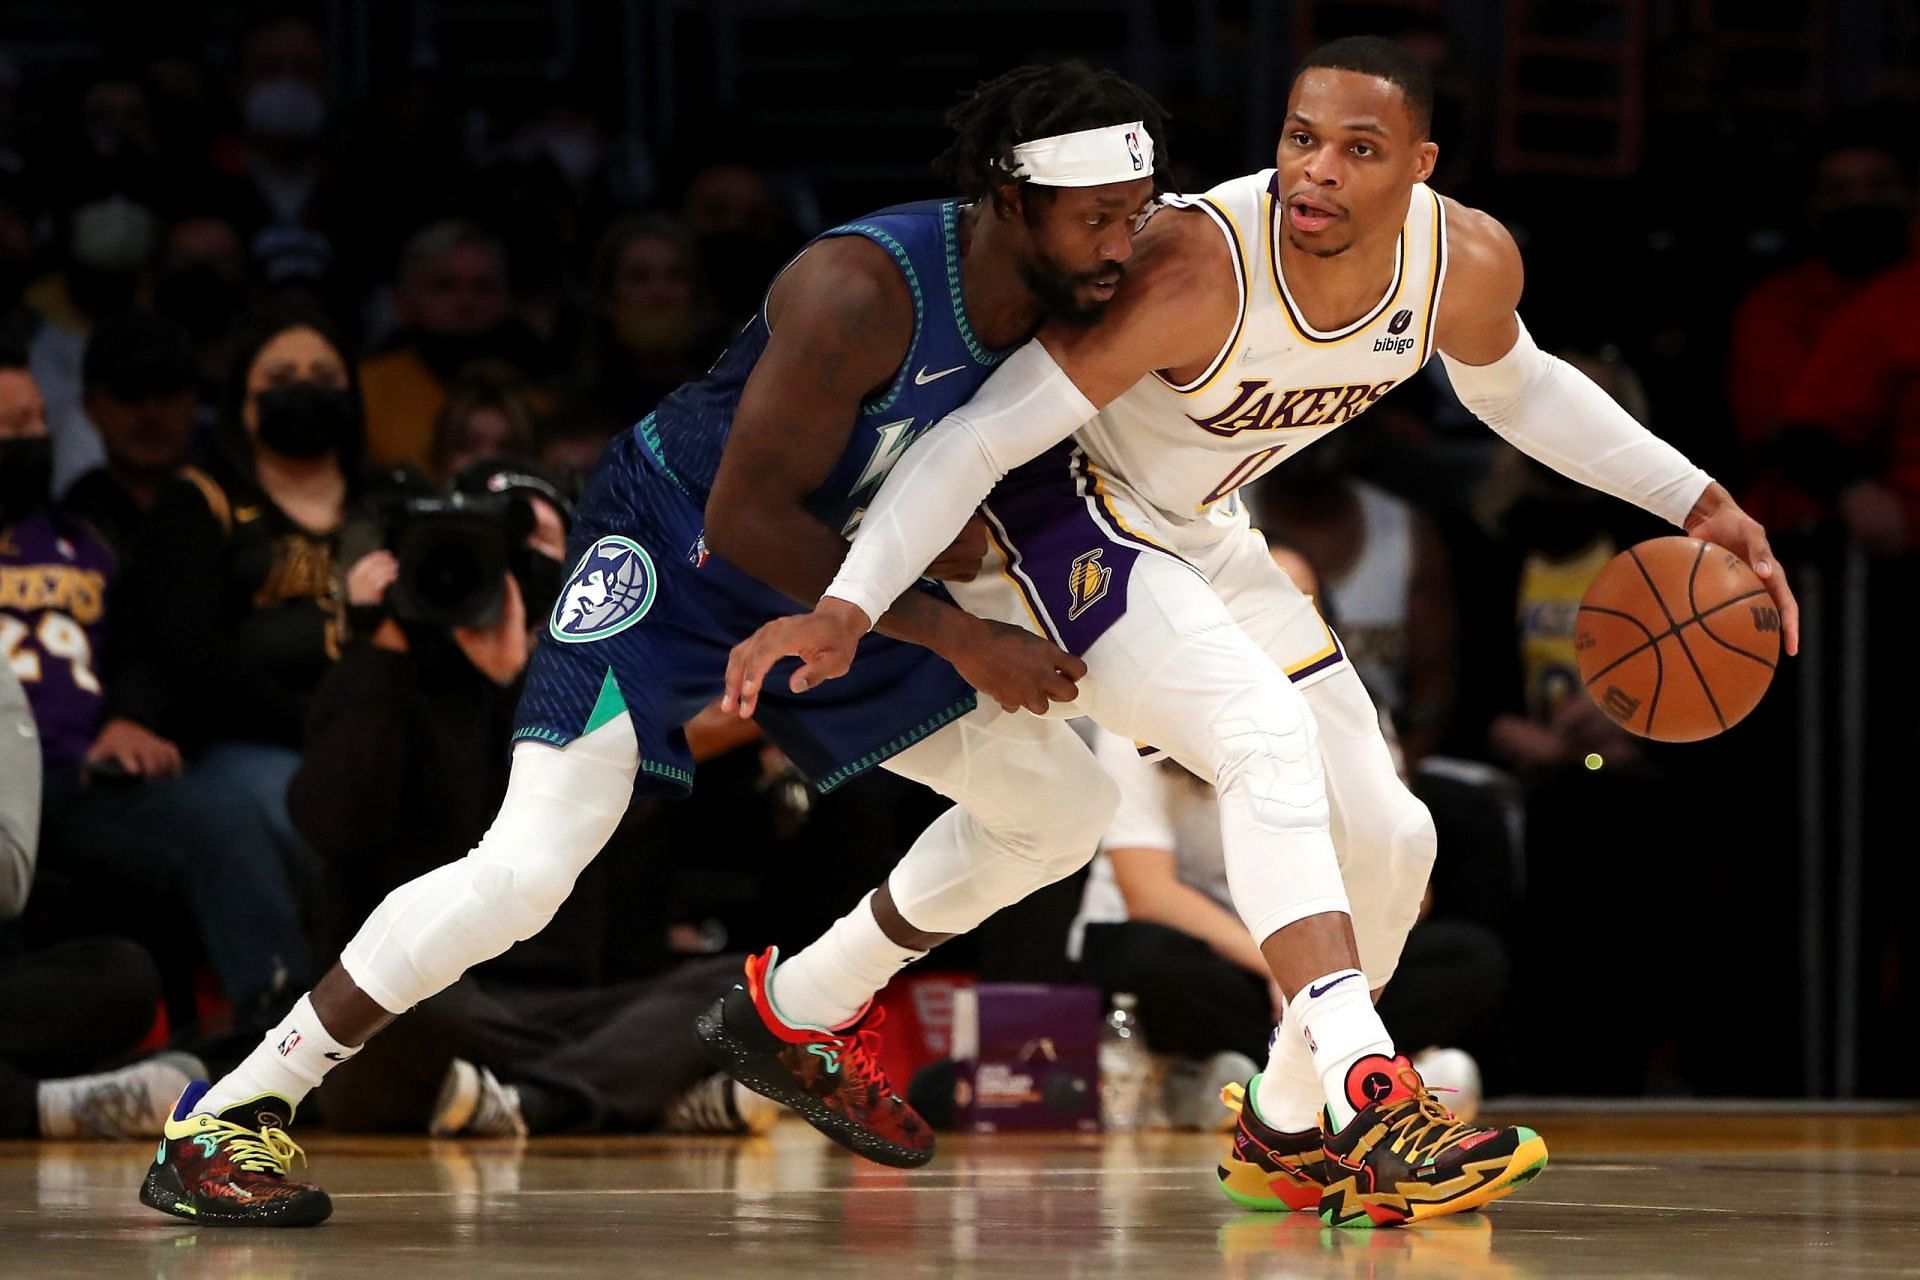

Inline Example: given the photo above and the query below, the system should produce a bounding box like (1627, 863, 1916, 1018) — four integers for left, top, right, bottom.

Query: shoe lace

(1378, 1066, 1475, 1164)
(214, 1121, 306, 1175)
(833, 1007, 890, 1094)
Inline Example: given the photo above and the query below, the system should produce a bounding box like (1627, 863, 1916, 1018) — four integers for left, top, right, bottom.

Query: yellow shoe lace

(210, 1121, 307, 1175)
(1380, 1065, 1476, 1164)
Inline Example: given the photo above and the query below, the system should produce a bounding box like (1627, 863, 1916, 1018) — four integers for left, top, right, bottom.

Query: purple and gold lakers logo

(1187, 378, 1398, 437)
(551, 535, 658, 644)
(1066, 548, 1112, 621)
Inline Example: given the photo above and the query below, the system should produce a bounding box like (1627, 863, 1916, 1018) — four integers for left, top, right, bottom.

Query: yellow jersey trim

(1150, 197, 1250, 398)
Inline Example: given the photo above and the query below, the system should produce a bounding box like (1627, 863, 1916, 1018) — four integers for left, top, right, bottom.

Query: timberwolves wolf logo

(551, 535, 658, 643)
(1067, 548, 1112, 621)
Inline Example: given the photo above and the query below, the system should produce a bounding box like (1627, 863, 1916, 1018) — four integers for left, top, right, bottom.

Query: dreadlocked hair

(933, 62, 1171, 211)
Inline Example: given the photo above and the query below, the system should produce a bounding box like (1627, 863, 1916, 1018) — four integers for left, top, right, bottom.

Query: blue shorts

(513, 432, 977, 796)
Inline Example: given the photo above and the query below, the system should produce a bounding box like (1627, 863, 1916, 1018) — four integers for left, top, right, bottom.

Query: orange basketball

(1575, 536, 1780, 742)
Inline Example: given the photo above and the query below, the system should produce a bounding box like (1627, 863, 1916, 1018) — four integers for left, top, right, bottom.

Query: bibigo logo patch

(550, 535, 658, 643)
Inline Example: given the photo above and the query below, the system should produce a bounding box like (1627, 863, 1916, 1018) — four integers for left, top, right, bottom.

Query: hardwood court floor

(4, 1110, 1917, 1277)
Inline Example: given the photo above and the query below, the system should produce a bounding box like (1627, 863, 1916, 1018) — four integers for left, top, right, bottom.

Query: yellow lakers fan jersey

(1076, 172, 1449, 528)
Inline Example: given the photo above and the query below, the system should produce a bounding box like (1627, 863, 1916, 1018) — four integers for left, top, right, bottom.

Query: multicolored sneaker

(137, 1082, 331, 1227)
(1216, 1077, 1328, 1211)
(694, 947, 933, 1168)
(1318, 1054, 1548, 1229)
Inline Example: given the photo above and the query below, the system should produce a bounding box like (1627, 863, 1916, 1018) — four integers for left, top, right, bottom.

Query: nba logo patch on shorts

(551, 535, 658, 643)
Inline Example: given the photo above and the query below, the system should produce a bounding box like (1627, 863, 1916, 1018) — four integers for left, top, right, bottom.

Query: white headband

(1009, 122, 1154, 188)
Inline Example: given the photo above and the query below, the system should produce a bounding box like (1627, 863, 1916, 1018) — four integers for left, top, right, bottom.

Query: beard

(1019, 251, 1123, 327)
(1286, 231, 1352, 259)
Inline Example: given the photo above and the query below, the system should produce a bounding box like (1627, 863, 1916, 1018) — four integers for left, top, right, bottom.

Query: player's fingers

(723, 642, 763, 716)
(1056, 651, 1088, 681)
(1767, 562, 1801, 657)
(1023, 691, 1049, 715)
(1042, 672, 1078, 705)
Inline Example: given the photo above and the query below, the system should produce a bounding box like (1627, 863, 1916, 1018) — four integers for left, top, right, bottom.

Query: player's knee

(1007, 748, 1118, 879)
(1212, 710, 1328, 834)
(1385, 787, 1437, 893)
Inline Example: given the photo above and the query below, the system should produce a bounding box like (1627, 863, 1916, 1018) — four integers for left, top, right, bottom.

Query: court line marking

(332, 1181, 1203, 1200)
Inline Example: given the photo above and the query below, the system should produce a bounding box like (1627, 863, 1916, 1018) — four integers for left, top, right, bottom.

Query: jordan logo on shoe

(1307, 973, 1360, 999)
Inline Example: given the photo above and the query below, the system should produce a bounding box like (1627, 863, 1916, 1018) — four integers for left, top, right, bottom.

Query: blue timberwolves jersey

(644, 199, 1015, 536)
(517, 199, 1021, 795)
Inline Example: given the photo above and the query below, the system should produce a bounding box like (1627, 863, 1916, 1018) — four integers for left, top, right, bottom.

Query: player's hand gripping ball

(1575, 536, 1779, 742)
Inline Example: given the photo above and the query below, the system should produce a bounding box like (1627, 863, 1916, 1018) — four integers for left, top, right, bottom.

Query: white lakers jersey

(1075, 172, 1448, 540)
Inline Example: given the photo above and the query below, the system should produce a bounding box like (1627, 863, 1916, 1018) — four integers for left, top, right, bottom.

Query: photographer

(299, 461, 761, 1136)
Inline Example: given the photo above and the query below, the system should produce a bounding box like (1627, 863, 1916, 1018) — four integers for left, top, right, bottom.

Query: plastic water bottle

(1100, 993, 1151, 1132)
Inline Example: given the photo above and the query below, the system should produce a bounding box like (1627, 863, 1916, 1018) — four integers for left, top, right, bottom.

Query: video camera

(378, 488, 529, 630)
(346, 462, 571, 632)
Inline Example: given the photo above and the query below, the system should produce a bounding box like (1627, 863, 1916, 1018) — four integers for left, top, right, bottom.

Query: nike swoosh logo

(322, 1051, 351, 1061)
(1307, 972, 1361, 999)
(914, 365, 965, 385)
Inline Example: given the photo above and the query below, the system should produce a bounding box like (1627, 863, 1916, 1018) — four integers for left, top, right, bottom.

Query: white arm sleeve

(1440, 317, 1713, 527)
(823, 341, 1097, 624)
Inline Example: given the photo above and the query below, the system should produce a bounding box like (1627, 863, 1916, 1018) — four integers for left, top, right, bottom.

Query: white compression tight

(1300, 664, 1437, 990)
(878, 701, 1118, 935)
(340, 715, 639, 1014)
(1072, 555, 1350, 952)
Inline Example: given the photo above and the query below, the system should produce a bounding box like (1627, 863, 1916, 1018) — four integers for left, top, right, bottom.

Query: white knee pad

(341, 720, 638, 1013)
(881, 704, 1118, 936)
(1301, 667, 1437, 990)
(1210, 700, 1347, 945)
(1347, 788, 1436, 988)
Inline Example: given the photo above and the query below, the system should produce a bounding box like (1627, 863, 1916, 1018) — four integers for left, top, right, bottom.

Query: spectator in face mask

(113, 313, 364, 867)
(574, 215, 721, 434)
(1729, 126, 1912, 501)
(213, 11, 345, 308)
(359, 220, 547, 471)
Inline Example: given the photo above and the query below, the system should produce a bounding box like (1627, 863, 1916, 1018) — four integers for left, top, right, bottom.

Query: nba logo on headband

(1010, 121, 1155, 187)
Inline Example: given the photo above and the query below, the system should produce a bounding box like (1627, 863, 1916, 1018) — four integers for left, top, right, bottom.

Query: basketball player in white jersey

(725, 38, 1797, 1227)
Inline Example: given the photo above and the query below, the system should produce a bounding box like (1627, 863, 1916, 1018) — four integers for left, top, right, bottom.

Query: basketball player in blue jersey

(138, 64, 1166, 1226)
(728, 39, 1796, 1227)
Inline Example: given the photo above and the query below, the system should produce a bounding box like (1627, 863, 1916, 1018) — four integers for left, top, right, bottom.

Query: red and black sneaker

(695, 947, 933, 1168)
(1318, 1054, 1548, 1229)
(138, 1082, 332, 1228)
(1215, 1078, 1329, 1211)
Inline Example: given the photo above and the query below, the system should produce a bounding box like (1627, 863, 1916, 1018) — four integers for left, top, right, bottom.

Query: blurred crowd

(3, 6, 1918, 1141)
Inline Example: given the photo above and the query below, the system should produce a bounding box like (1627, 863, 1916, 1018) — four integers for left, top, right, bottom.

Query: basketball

(1575, 537, 1780, 741)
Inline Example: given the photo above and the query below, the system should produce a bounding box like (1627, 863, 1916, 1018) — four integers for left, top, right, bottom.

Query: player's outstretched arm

(1433, 200, 1799, 655)
(821, 209, 1239, 625)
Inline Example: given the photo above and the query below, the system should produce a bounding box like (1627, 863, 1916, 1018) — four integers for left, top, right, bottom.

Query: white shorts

(953, 441, 1349, 697)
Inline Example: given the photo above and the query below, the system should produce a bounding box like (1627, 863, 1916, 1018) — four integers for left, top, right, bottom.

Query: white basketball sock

(1252, 1014, 1325, 1133)
(194, 994, 360, 1119)
(1286, 969, 1394, 1130)
(767, 892, 924, 1030)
